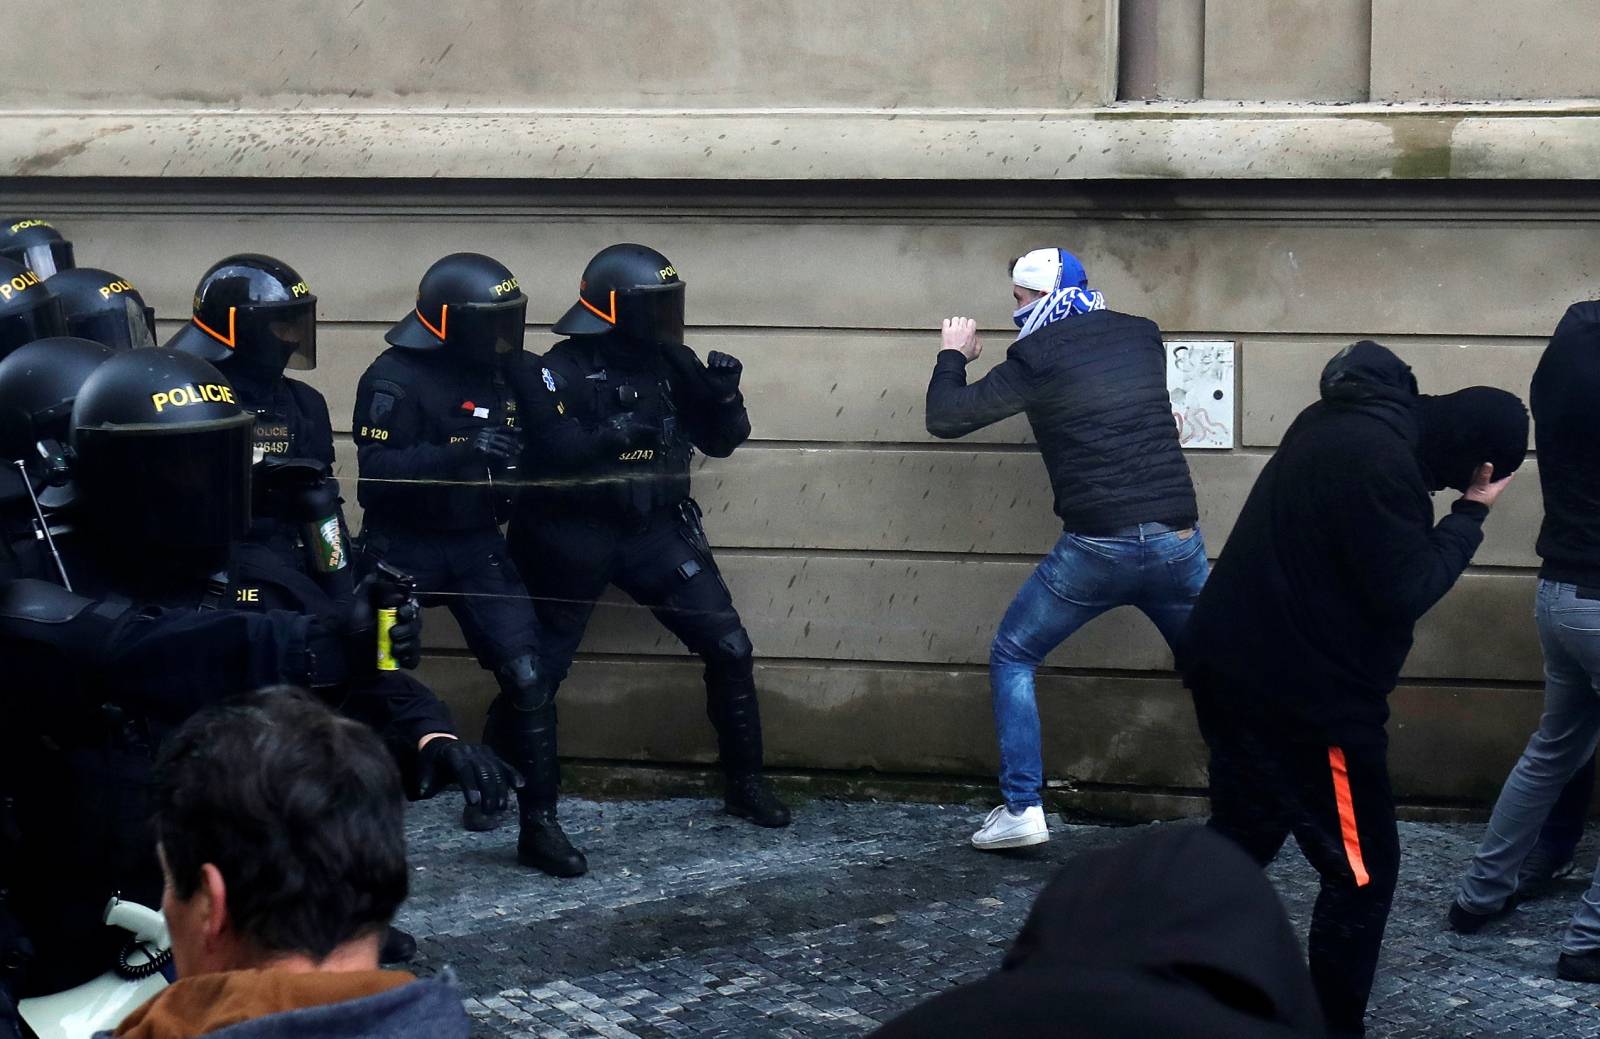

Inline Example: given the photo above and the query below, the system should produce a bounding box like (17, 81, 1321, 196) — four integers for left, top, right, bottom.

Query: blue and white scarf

(1014, 285, 1107, 340)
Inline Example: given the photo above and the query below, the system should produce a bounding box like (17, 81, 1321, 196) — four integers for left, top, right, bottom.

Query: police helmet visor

(0, 295, 67, 360)
(616, 282, 685, 347)
(68, 295, 157, 351)
(203, 296, 317, 373)
(75, 414, 254, 552)
(21, 240, 74, 280)
(449, 296, 527, 365)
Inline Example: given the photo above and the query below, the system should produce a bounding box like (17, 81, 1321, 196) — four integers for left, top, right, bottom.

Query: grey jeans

(1457, 579, 1600, 953)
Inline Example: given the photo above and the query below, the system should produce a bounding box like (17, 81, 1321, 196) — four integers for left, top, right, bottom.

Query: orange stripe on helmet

(579, 290, 618, 325)
(1328, 747, 1371, 888)
(416, 303, 448, 341)
(192, 307, 237, 349)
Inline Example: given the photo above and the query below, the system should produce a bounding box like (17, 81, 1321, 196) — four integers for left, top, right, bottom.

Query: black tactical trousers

(1196, 697, 1399, 1038)
(358, 526, 540, 672)
(508, 503, 764, 781)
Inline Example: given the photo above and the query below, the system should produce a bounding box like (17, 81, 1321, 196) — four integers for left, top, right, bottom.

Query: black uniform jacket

(513, 336, 749, 520)
(353, 347, 520, 532)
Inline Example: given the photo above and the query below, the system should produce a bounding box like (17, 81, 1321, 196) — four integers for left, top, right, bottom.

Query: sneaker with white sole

(971, 805, 1049, 850)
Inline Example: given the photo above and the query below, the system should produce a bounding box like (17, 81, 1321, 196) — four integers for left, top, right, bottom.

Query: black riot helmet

(0, 257, 67, 363)
(0, 218, 75, 279)
(386, 252, 527, 368)
(165, 254, 317, 382)
(47, 267, 157, 351)
(70, 349, 254, 567)
(0, 337, 118, 507)
(552, 243, 685, 348)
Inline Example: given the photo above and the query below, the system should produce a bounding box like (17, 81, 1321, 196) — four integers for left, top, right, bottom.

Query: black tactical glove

(253, 457, 332, 521)
(466, 426, 523, 463)
(703, 351, 744, 401)
(313, 577, 422, 686)
(385, 596, 424, 670)
(415, 737, 524, 811)
(598, 412, 658, 453)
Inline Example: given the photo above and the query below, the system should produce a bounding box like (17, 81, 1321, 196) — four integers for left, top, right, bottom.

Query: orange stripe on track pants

(1328, 746, 1371, 888)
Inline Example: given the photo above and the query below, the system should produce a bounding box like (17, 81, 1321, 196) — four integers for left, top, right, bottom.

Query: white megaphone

(16, 896, 171, 1039)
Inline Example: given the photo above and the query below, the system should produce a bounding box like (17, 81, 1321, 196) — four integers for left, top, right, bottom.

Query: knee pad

(706, 627, 753, 664)
(494, 654, 555, 712)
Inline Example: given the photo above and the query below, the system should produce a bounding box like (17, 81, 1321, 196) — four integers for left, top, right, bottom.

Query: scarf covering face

(1013, 285, 1107, 339)
(1009, 248, 1105, 340)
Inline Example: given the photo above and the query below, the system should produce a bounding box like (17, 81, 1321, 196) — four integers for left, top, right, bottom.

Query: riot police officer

(166, 255, 521, 887)
(352, 253, 577, 875)
(509, 243, 789, 839)
(0, 257, 66, 364)
(0, 218, 74, 279)
(47, 266, 158, 350)
(0, 347, 430, 999)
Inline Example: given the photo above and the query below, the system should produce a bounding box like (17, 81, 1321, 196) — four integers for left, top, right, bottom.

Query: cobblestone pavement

(398, 795, 1600, 1038)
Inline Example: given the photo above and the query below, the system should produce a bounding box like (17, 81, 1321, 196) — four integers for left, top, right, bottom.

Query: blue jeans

(1459, 580, 1600, 953)
(990, 524, 1209, 809)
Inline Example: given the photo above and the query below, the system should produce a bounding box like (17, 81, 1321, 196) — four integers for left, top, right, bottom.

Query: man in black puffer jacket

(926, 248, 1204, 853)
(1179, 340, 1525, 1037)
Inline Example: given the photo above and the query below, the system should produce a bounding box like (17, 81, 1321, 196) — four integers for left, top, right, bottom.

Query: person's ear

(199, 863, 230, 944)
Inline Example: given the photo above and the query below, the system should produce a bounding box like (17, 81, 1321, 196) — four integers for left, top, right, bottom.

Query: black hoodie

(1532, 300, 1600, 586)
(867, 826, 1326, 1039)
(1178, 342, 1492, 747)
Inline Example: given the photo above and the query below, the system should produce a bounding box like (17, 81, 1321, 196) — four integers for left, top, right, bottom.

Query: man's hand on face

(940, 317, 982, 362)
(1464, 462, 1516, 509)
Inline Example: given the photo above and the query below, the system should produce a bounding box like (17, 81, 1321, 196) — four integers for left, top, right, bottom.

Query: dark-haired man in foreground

(99, 689, 469, 1039)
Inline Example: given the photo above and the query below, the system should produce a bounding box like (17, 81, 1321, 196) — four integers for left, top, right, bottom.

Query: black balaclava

(1416, 386, 1529, 493)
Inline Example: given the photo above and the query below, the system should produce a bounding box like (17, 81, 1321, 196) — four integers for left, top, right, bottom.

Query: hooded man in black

(868, 826, 1327, 1039)
(1178, 341, 1525, 1037)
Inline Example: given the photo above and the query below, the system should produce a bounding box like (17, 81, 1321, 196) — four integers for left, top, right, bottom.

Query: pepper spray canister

(372, 561, 415, 672)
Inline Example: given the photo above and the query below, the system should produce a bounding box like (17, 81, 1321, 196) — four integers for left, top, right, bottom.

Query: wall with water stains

(3, 1, 1599, 811)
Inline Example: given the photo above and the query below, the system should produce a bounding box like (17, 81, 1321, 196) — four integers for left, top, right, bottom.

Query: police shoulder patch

(370, 392, 396, 423)
(541, 367, 559, 393)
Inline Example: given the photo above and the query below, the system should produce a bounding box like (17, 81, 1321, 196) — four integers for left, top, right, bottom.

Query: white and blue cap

(1010, 248, 1088, 294)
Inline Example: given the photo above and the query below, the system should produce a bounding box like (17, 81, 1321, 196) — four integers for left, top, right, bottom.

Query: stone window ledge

(5, 103, 1597, 180)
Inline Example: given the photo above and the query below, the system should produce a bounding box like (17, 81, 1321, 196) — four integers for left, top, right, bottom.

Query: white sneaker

(970, 805, 1049, 850)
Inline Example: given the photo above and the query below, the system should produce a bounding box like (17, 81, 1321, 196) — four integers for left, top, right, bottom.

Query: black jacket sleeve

(1334, 460, 1488, 626)
(329, 671, 455, 786)
(0, 580, 318, 723)
(289, 380, 338, 470)
(663, 344, 751, 458)
(925, 349, 1032, 439)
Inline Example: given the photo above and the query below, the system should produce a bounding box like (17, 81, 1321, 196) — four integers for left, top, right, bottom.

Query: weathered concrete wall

(1373, 1, 1600, 101)
(7, 179, 1586, 809)
(1203, 0, 1372, 101)
(7, 0, 1114, 110)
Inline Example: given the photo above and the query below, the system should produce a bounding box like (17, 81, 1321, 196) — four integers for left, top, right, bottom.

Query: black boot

(483, 671, 589, 877)
(725, 772, 791, 828)
(465, 656, 546, 833)
(705, 648, 791, 828)
(518, 805, 588, 877)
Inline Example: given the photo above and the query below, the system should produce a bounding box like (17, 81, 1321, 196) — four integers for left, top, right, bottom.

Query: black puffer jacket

(925, 310, 1197, 535)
